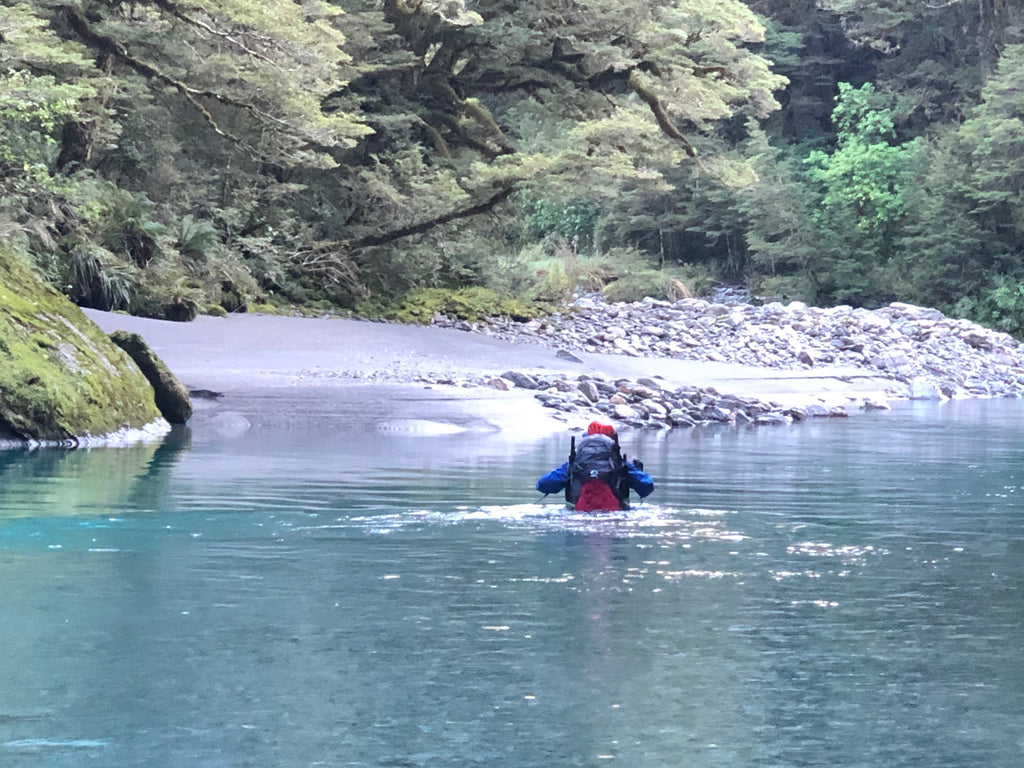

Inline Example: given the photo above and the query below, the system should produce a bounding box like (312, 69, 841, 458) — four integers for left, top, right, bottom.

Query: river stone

(434, 290, 1024, 431)
(501, 370, 538, 389)
(612, 337, 641, 356)
(555, 349, 584, 363)
(961, 330, 993, 350)
(756, 413, 791, 426)
(577, 380, 601, 403)
(908, 377, 943, 400)
(734, 409, 754, 425)
(639, 398, 668, 417)
(861, 398, 891, 411)
(613, 403, 640, 420)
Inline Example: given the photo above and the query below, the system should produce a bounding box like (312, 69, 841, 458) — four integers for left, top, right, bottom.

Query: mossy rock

(109, 331, 193, 424)
(163, 298, 198, 322)
(0, 249, 162, 442)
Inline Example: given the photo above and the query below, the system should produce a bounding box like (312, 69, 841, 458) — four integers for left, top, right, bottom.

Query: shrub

(602, 263, 713, 303)
(362, 287, 548, 324)
(953, 279, 1024, 338)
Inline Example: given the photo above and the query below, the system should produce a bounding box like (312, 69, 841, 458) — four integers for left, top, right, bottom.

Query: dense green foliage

(2, 0, 1024, 330)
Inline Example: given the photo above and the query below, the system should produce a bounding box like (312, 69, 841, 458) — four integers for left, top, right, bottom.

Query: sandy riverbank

(84, 309, 899, 439)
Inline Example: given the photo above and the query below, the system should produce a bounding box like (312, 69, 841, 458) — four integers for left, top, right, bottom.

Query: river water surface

(1, 399, 1023, 767)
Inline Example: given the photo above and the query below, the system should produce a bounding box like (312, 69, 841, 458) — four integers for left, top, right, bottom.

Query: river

(1, 399, 1022, 767)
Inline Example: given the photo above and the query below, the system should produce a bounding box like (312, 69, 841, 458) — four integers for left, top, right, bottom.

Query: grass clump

(361, 287, 549, 325)
(603, 264, 713, 303)
(516, 241, 712, 304)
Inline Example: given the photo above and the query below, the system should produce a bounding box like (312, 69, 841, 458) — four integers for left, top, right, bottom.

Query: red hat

(587, 421, 615, 437)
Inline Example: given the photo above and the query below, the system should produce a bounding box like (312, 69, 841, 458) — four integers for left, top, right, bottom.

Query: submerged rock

(0, 249, 164, 444)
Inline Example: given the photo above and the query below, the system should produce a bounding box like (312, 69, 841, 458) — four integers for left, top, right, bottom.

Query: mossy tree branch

(628, 70, 697, 157)
(58, 2, 325, 157)
(350, 184, 517, 249)
(57, 4, 237, 142)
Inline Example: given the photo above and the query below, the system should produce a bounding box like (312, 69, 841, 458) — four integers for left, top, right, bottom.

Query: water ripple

(4, 739, 107, 751)
(288, 503, 749, 543)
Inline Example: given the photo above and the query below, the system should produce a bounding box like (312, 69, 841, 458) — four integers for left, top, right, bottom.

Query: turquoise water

(1, 400, 1023, 767)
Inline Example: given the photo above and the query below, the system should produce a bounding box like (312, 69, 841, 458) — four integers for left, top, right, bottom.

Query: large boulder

(0, 249, 163, 443)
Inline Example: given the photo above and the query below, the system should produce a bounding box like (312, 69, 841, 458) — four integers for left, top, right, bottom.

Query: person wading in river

(536, 421, 654, 512)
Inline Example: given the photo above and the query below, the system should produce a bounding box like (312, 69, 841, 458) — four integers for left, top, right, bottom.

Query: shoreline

(84, 308, 903, 440)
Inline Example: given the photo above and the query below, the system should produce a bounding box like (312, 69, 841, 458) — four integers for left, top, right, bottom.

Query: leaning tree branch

(59, 4, 322, 154)
(628, 70, 697, 157)
(59, 4, 236, 142)
(150, 0, 281, 68)
(349, 184, 517, 249)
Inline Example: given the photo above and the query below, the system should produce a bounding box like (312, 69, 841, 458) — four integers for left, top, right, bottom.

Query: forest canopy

(2, 1, 1024, 334)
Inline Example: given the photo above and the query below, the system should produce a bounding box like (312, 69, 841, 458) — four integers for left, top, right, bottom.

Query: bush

(750, 274, 816, 305)
(602, 263, 713, 303)
(953, 279, 1024, 338)
(361, 287, 548, 324)
(515, 243, 649, 302)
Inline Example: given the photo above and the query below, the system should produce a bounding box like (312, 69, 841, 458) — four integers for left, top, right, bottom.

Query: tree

(5, 0, 791, 313)
(960, 44, 1024, 241)
(737, 123, 826, 300)
(891, 127, 997, 312)
(0, 2, 101, 234)
(905, 41, 1024, 331)
(814, 0, 1023, 133)
(336, 0, 788, 239)
(801, 82, 918, 303)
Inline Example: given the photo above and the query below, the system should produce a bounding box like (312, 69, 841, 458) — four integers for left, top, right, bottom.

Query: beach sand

(84, 309, 898, 439)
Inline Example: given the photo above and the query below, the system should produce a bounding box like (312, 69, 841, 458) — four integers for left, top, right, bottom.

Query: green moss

(361, 287, 549, 325)
(0, 248, 162, 441)
(205, 304, 229, 317)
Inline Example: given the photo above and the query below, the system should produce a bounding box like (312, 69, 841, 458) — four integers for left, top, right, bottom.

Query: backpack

(565, 433, 630, 510)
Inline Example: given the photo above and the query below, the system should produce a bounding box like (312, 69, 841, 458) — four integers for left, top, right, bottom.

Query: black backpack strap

(565, 435, 576, 504)
(612, 434, 630, 509)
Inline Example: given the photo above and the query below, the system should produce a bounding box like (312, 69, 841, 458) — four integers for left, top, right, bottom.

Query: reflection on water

(1, 400, 1023, 766)
(0, 427, 191, 518)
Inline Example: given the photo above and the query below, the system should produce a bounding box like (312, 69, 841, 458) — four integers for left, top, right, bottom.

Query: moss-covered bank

(0, 249, 162, 442)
